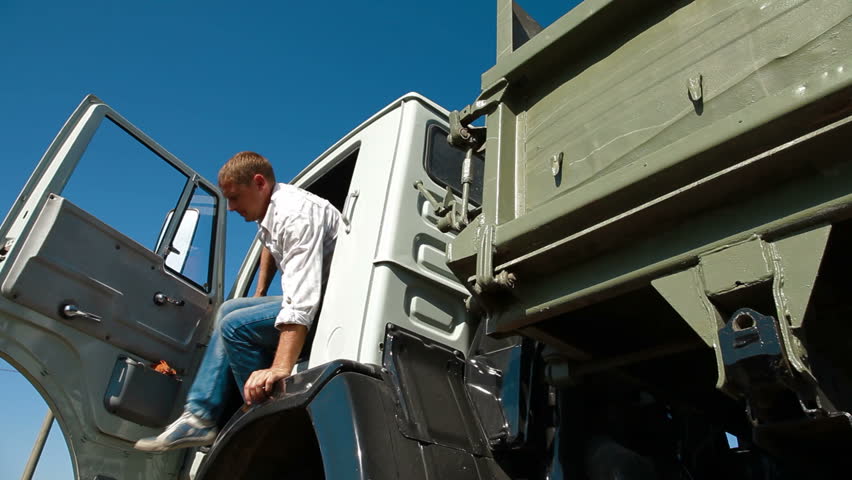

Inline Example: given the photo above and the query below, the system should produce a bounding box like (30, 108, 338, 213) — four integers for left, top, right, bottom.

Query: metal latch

(0, 238, 13, 261)
(61, 304, 102, 322)
(153, 292, 185, 306)
(448, 78, 509, 152)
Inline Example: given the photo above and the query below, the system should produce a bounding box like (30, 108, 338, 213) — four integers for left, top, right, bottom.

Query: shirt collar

(256, 182, 281, 234)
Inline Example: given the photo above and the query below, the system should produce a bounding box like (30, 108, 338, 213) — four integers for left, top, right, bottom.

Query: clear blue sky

(0, 1, 577, 478)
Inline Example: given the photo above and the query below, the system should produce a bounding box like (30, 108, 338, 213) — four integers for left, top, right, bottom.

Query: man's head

(218, 151, 277, 222)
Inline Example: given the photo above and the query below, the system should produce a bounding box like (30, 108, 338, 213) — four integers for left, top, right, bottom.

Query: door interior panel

(0, 96, 224, 473)
(1, 194, 211, 372)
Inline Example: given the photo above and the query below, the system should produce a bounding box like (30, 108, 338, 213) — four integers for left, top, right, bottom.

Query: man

(135, 151, 340, 452)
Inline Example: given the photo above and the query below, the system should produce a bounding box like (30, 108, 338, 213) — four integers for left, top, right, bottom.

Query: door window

(61, 118, 188, 249)
(59, 116, 218, 291)
(159, 185, 219, 292)
(424, 124, 484, 206)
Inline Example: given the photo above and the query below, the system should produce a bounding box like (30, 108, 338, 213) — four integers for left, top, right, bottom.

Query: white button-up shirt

(257, 183, 341, 330)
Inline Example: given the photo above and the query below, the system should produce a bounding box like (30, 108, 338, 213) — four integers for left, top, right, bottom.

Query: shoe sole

(134, 432, 217, 453)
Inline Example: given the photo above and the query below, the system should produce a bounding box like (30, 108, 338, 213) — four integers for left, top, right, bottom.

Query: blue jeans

(185, 296, 283, 423)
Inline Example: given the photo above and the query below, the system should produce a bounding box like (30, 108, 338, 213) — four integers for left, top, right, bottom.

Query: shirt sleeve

(273, 210, 326, 330)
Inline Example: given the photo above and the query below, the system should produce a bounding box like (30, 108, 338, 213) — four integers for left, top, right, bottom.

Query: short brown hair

(218, 151, 276, 186)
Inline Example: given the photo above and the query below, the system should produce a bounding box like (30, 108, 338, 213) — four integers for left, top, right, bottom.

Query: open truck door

(0, 95, 226, 480)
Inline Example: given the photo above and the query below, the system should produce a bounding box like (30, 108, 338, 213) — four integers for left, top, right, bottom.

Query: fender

(197, 327, 510, 479)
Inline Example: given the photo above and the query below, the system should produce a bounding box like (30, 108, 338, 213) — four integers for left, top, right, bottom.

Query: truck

(2, 0, 851, 478)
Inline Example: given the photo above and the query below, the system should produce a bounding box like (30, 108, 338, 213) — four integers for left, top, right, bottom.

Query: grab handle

(341, 190, 360, 234)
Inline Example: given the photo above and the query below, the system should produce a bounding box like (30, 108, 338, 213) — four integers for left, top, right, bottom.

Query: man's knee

(218, 311, 245, 343)
(217, 297, 249, 321)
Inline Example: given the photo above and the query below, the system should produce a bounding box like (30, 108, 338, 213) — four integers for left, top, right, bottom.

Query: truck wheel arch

(195, 362, 403, 480)
(196, 405, 324, 479)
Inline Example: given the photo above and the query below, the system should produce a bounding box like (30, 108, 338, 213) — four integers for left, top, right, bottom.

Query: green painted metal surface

(446, 2, 852, 462)
(449, 0, 852, 333)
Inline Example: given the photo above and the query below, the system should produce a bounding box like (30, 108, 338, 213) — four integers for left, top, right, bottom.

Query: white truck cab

(0, 93, 480, 480)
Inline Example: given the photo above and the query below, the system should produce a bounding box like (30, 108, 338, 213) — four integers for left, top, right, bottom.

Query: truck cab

(0, 93, 484, 479)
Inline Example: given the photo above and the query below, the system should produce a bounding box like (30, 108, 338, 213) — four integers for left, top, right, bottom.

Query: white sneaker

(134, 411, 218, 452)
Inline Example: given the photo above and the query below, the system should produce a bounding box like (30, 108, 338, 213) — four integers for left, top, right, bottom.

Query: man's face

(220, 175, 270, 222)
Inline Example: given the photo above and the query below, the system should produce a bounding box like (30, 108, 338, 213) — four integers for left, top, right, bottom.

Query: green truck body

(444, 0, 852, 475)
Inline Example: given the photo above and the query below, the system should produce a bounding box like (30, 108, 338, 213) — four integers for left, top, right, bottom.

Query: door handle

(60, 304, 102, 322)
(153, 292, 185, 306)
(341, 190, 360, 234)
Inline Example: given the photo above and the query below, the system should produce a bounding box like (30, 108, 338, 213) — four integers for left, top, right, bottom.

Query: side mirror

(155, 208, 200, 273)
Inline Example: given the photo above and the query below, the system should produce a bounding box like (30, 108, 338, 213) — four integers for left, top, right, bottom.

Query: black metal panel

(465, 324, 528, 448)
(309, 369, 507, 479)
(419, 443, 513, 479)
(196, 360, 381, 480)
(718, 308, 798, 423)
(198, 335, 509, 480)
(719, 309, 852, 466)
(197, 356, 506, 480)
(382, 324, 491, 456)
(309, 372, 427, 480)
(420, 443, 479, 476)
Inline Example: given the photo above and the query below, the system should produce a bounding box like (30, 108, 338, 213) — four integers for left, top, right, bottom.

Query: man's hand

(244, 324, 307, 405)
(244, 366, 292, 405)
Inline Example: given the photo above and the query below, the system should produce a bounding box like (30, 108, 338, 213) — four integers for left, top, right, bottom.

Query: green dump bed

(449, 0, 852, 367)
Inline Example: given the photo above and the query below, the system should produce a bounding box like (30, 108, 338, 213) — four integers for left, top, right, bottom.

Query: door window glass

(61, 117, 188, 250)
(424, 124, 484, 206)
(60, 115, 218, 292)
(162, 185, 218, 291)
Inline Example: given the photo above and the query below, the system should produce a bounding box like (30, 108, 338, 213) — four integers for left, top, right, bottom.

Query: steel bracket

(448, 78, 509, 152)
(412, 180, 479, 234)
(472, 223, 516, 296)
(719, 308, 841, 424)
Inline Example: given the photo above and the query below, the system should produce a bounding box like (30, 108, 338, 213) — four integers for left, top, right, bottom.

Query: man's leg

(184, 297, 278, 422)
(134, 296, 282, 452)
(218, 297, 284, 392)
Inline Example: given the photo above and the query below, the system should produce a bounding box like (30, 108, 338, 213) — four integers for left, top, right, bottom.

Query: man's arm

(243, 324, 307, 405)
(245, 216, 329, 405)
(254, 245, 277, 297)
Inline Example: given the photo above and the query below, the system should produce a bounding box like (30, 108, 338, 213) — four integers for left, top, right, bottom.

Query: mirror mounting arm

(414, 173, 474, 235)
